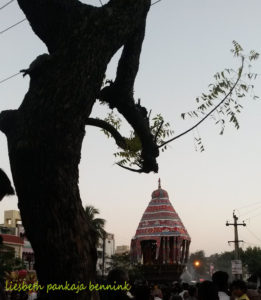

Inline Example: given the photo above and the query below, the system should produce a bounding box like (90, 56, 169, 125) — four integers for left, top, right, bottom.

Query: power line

(0, 0, 164, 35)
(242, 239, 260, 247)
(0, 0, 14, 10)
(241, 233, 261, 247)
(236, 200, 261, 211)
(0, 0, 164, 86)
(244, 210, 261, 226)
(246, 227, 261, 244)
(0, 72, 21, 85)
(249, 211, 261, 221)
(98, 0, 164, 6)
(241, 205, 261, 218)
(0, 18, 27, 35)
(151, 0, 164, 6)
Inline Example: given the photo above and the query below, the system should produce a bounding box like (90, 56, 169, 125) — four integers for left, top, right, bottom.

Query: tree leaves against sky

(96, 41, 259, 166)
(182, 41, 259, 152)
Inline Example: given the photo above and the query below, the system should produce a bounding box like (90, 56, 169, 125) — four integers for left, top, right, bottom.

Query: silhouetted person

(101, 268, 131, 300)
(170, 296, 182, 300)
(133, 285, 150, 300)
(179, 283, 189, 299)
(187, 286, 197, 300)
(151, 284, 163, 300)
(231, 280, 250, 300)
(198, 281, 219, 300)
(179, 290, 189, 299)
(212, 271, 230, 300)
(246, 288, 261, 300)
(0, 282, 7, 300)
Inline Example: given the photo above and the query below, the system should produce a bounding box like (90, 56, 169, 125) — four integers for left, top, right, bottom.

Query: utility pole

(226, 210, 246, 279)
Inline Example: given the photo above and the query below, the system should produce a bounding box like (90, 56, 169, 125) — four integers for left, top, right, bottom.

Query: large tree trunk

(0, 1, 152, 299)
(7, 55, 106, 300)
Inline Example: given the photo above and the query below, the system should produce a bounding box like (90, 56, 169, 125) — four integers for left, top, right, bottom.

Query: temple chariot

(130, 179, 191, 283)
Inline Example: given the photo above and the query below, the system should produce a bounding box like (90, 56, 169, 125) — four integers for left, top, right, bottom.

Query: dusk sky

(1, 0, 261, 256)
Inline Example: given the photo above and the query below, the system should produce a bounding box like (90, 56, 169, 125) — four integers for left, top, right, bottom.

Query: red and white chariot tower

(130, 179, 191, 281)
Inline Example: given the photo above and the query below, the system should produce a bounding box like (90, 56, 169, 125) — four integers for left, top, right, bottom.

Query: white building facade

(96, 233, 115, 277)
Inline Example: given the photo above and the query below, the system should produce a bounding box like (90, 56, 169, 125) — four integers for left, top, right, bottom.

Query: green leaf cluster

(182, 41, 259, 137)
(99, 111, 174, 168)
(84, 205, 106, 247)
(0, 240, 25, 281)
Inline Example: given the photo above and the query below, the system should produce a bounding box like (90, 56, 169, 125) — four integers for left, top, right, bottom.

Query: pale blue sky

(1, 0, 261, 255)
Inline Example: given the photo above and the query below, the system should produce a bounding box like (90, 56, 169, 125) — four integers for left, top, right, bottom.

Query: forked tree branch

(17, 0, 93, 53)
(98, 12, 159, 174)
(87, 117, 162, 173)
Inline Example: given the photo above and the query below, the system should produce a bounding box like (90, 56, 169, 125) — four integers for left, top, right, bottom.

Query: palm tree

(84, 206, 106, 247)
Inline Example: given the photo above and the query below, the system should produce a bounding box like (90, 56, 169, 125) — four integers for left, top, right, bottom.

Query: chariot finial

(158, 178, 161, 189)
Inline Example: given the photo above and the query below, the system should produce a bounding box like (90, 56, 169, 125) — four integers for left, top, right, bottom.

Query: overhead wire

(246, 227, 261, 244)
(0, 72, 21, 85)
(236, 200, 261, 211)
(243, 240, 260, 247)
(0, 0, 15, 10)
(0, 0, 165, 35)
(0, 18, 27, 35)
(0, 0, 164, 35)
(241, 233, 260, 247)
(151, 0, 164, 6)
(0, 0, 165, 86)
(240, 204, 261, 218)
(98, 0, 164, 6)
(248, 211, 261, 221)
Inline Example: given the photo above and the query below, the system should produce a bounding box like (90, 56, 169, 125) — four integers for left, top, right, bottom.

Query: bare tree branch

(86, 118, 127, 150)
(116, 163, 144, 173)
(99, 14, 159, 174)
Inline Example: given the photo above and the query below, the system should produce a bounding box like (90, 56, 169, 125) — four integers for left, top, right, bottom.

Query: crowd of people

(0, 269, 261, 300)
(100, 269, 261, 300)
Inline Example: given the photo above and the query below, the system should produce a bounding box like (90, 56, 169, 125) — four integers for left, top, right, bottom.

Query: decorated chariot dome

(130, 179, 191, 274)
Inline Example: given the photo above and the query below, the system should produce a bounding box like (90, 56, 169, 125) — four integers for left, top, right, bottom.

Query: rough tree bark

(0, 0, 158, 299)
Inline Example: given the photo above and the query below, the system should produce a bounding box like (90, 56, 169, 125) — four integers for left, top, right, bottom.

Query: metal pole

(226, 211, 246, 279)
